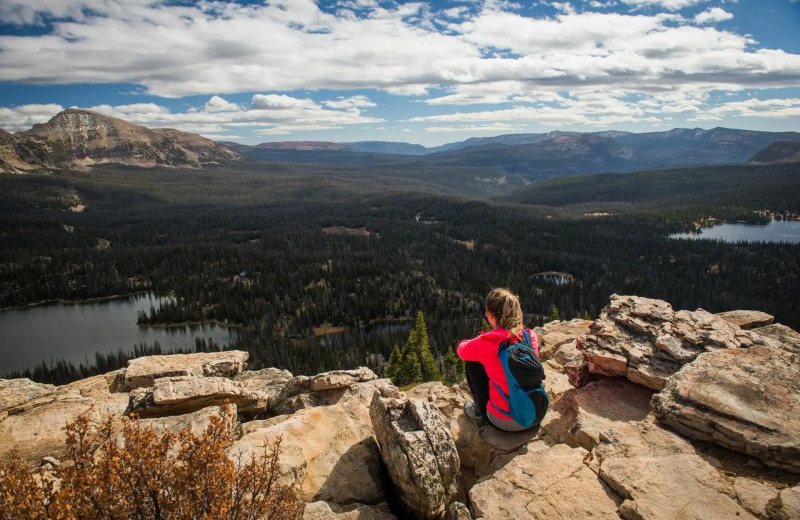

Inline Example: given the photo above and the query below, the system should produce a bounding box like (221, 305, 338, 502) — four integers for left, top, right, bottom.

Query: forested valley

(1, 161, 798, 384)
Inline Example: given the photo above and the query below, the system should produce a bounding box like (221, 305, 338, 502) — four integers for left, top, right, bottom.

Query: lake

(0, 293, 237, 375)
(669, 220, 800, 244)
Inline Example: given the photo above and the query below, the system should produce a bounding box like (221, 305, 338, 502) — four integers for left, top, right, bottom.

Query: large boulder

(0, 375, 128, 469)
(469, 443, 621, 519)
(577, 295, 779, 390)
(121, 351, 249, 391)
(127, 376, 263, 418)
(229, 401, 385, 505)
(595, 420, 758, 520)
(652, 345, 800, 473)
(369, 394, 459, 520)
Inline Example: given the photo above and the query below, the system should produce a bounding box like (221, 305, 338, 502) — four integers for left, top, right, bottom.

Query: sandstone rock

(594, 419, 757, 520)
(767, 485, 800, 520)
(534, 318, 592, 362)
(469, 443, 621, 519)
(734, 477, 780, 519)
(230, 401, 385, 505)
(0, 379, 56, 417)
(122, 351, 248, 391)
(369, 394, 459, 520)
(717, 310, 774, 330)
(137, 404, 236, 442)
(303, 501, 396, 520)
(552, 339, 583, 368)
(753, 323, 800, 353)
(652, 346, 800, 473)
(128, 376, 262, 418)
(570, 378, 654, 452)
(0, 389, 128, 469)
(578, 295, 779, 390)
(274, 393, 327, 415)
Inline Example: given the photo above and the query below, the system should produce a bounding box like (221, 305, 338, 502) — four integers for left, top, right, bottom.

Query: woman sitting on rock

(457, 287, 542, 432)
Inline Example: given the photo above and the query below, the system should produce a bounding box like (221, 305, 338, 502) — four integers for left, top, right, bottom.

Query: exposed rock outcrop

(652, 345, 800, 473)
(577, 294, 779, 390)
(369, 394, 459, 520)
(3, 300, 799, 519)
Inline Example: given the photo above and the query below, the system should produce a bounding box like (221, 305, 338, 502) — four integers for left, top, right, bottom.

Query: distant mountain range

(2, 110, 798, 179)
(226, 127, 800, 182)
(0, 109, 242, 172)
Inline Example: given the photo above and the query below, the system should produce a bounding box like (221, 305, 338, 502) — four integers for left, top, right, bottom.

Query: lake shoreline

(1, 291, 152, 312)
(141, 319, 245, 331)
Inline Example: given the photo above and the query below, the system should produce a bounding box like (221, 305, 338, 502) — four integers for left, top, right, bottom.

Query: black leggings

(464, 360, 491, 416)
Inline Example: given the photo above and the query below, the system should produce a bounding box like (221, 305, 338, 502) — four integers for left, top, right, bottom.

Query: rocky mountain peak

(1, 109, 243, 172)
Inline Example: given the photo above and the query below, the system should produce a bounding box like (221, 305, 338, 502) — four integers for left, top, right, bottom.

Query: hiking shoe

(463, 401, 486, 424)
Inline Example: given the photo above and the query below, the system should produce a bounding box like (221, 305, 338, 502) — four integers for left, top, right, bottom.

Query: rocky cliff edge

(1, 294, 799, 520)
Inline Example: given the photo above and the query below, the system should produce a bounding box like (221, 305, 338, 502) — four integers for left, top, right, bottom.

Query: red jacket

(457, 327, 539, 420)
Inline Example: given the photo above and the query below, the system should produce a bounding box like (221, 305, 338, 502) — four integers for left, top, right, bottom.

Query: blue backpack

(493, 330, 549, 428)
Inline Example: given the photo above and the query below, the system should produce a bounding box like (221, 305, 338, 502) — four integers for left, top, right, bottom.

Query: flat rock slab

(122, 351, 249, 390)
(716, 310, 774, 330)
(578, 295, 779, 390)
(369, 395, 459, 520)
(652, 346, 800, 473)
(469, 443, 621, 519)
(594, 420, 757, 520)
(128, 376, 262, 418)
(230, 401, 385, 505)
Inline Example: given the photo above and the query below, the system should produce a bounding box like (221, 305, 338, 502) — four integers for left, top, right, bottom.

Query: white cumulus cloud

(693, 7, 733, 24)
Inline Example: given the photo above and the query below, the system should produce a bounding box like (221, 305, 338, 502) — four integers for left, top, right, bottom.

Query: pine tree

(583, 310, 591, 320)
(550, 304, 560, 322)
(396, 351, 422, 387)
(384, 344, 401, 380)
(410, 310, 441, 383)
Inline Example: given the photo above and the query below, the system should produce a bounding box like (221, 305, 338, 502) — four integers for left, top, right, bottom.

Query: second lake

(0, 293, 237, 375)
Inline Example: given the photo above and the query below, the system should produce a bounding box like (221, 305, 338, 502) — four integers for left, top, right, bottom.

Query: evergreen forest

(1, 160, 798, 384)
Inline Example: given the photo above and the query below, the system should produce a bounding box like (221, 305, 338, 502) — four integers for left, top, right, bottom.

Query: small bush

(0, 405, 301, 520)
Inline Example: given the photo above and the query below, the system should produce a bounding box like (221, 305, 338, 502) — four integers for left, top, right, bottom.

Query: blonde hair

(486, 288, 524, 336)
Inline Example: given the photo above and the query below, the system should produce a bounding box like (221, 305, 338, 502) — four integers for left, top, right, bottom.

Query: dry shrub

(0, 405, 301, 520)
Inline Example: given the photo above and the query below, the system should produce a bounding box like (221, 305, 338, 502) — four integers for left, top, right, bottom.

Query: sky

(0, 0, 798, 146)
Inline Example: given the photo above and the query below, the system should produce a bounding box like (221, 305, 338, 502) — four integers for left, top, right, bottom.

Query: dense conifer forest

(1, 161, 798, 384)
